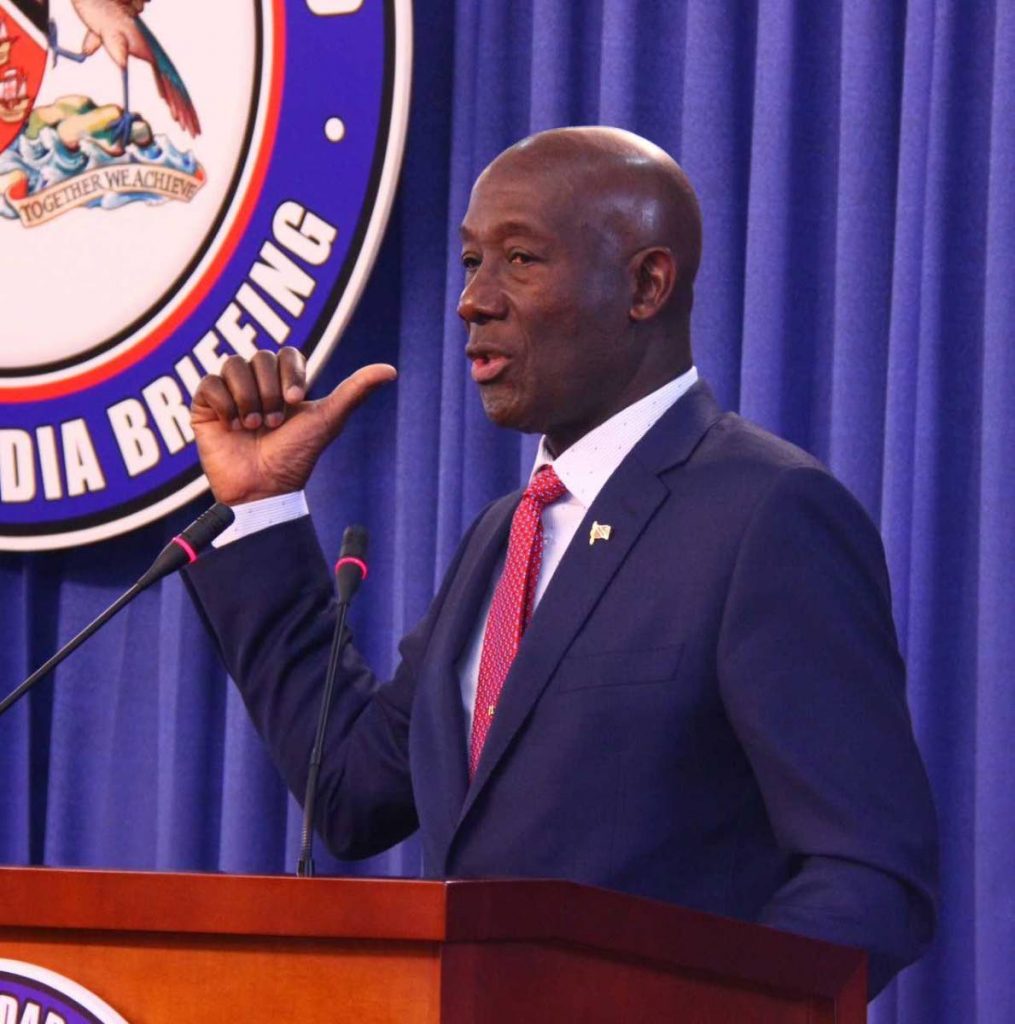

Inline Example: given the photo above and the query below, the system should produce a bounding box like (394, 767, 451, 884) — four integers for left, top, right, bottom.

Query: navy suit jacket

(186, 381, 938, 995)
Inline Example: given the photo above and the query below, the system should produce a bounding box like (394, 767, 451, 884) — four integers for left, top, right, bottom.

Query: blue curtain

(1, 2, 1012, 1020)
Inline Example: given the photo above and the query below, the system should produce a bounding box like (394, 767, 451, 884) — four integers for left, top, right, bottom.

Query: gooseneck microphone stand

(296, 524, 369, 878)
(0, 503, 235, 719)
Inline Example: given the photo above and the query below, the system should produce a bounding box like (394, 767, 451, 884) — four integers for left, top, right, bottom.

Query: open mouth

(470, 353, 510, 383)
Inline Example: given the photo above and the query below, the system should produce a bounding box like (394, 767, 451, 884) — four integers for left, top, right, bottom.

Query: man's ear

(629, 247, 678, 322)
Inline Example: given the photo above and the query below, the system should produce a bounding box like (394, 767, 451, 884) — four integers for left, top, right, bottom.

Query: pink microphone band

(172, 535, 199, 564)
(335, 556, 368, 580)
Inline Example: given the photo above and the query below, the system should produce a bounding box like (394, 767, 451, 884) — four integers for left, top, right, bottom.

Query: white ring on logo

(0, 958, 131, 1023)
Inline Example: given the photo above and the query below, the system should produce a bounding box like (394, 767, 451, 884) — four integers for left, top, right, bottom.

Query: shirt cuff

(212, 492, 310, 547)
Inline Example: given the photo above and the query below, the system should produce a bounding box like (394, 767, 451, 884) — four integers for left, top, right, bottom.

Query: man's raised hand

(190, 347, 397, 506)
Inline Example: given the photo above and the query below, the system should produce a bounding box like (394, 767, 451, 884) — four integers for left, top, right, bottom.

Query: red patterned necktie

(469, 466, 567, 779)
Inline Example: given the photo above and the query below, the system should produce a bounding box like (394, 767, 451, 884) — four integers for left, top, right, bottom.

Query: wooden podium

(0, 867, 866, 1022)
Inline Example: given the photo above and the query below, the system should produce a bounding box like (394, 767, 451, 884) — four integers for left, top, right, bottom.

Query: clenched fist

(190, 347, 397, 506)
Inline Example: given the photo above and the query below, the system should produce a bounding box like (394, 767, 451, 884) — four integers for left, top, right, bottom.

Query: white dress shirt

(212, 489, 310, 548)
(212, 365, 700, 742)
(457, 366, 698, 738)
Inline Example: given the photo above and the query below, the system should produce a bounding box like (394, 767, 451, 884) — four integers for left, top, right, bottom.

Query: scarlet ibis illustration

(48, 0, 200, 144)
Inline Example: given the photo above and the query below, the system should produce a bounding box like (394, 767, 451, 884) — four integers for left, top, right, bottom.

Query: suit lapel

(419, 491, 518, 835)
(453, 381, 724, 828)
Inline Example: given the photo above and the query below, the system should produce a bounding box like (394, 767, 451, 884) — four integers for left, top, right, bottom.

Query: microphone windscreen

(339, 524, 369, 561)
(137, 502, 237, 590)
(180, 503, 236, 552)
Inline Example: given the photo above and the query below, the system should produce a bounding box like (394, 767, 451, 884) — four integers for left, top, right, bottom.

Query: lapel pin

(589, 522, 612, 545)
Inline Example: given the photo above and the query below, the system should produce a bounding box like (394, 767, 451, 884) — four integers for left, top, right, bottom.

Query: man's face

(458, 159, 636, 454)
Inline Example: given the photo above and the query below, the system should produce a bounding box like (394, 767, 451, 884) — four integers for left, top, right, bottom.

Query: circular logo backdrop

(0, 959, 130, 1023)
(0, 0, 412, 549)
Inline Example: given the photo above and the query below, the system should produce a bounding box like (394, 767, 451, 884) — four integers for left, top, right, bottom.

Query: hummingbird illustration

(48, 0, 201, 144)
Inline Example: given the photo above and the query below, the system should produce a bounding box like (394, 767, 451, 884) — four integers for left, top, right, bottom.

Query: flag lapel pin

(589, 522, 612, 545)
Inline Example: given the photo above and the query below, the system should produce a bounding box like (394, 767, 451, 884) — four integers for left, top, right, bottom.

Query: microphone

(0, 503, 235, 718)
(297, 525, 369, 878)
(136, 502, 236, 589)
(335, 524, 369, 602)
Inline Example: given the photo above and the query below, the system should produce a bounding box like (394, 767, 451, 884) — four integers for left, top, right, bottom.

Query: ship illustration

(0, 15, 29, 124)
(0, 15, 13, 65)
(0, 66, 29, 123)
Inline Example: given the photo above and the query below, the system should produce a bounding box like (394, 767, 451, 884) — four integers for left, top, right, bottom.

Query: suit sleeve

(184, 514, 474, 860)
(716, 466, 939, 996)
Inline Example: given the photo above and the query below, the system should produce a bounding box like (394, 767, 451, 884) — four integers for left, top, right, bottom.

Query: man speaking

(186, 127, 937, 995)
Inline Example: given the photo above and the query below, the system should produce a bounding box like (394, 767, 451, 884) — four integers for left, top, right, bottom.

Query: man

(187, 127, 937, 995)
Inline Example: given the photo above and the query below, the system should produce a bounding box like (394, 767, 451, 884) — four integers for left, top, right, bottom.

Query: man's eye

(509, 251, 534, 265)
(461, 254, 480, 270)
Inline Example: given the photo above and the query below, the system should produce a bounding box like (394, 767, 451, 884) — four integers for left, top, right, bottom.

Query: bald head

(458, 126, 701, 453)
(478, 126, 702, 318)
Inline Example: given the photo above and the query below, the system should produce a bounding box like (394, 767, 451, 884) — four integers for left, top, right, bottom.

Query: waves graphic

(0, 120, 200, 219)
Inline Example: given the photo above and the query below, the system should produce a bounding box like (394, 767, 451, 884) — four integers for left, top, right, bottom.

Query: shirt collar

(531, 366, 699, 509)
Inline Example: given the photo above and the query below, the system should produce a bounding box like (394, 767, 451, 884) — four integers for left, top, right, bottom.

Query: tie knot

(525, 465, 567, 508)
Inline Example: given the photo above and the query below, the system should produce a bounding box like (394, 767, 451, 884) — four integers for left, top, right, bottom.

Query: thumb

(313, 362, 398, 441)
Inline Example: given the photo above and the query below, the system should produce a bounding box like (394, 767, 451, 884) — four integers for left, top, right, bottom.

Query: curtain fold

(0, 2, 1010, 1019)
(975, 10, 1015, 1024)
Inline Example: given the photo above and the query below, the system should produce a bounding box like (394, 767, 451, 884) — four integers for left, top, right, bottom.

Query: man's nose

(458, 266, 507, 324)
